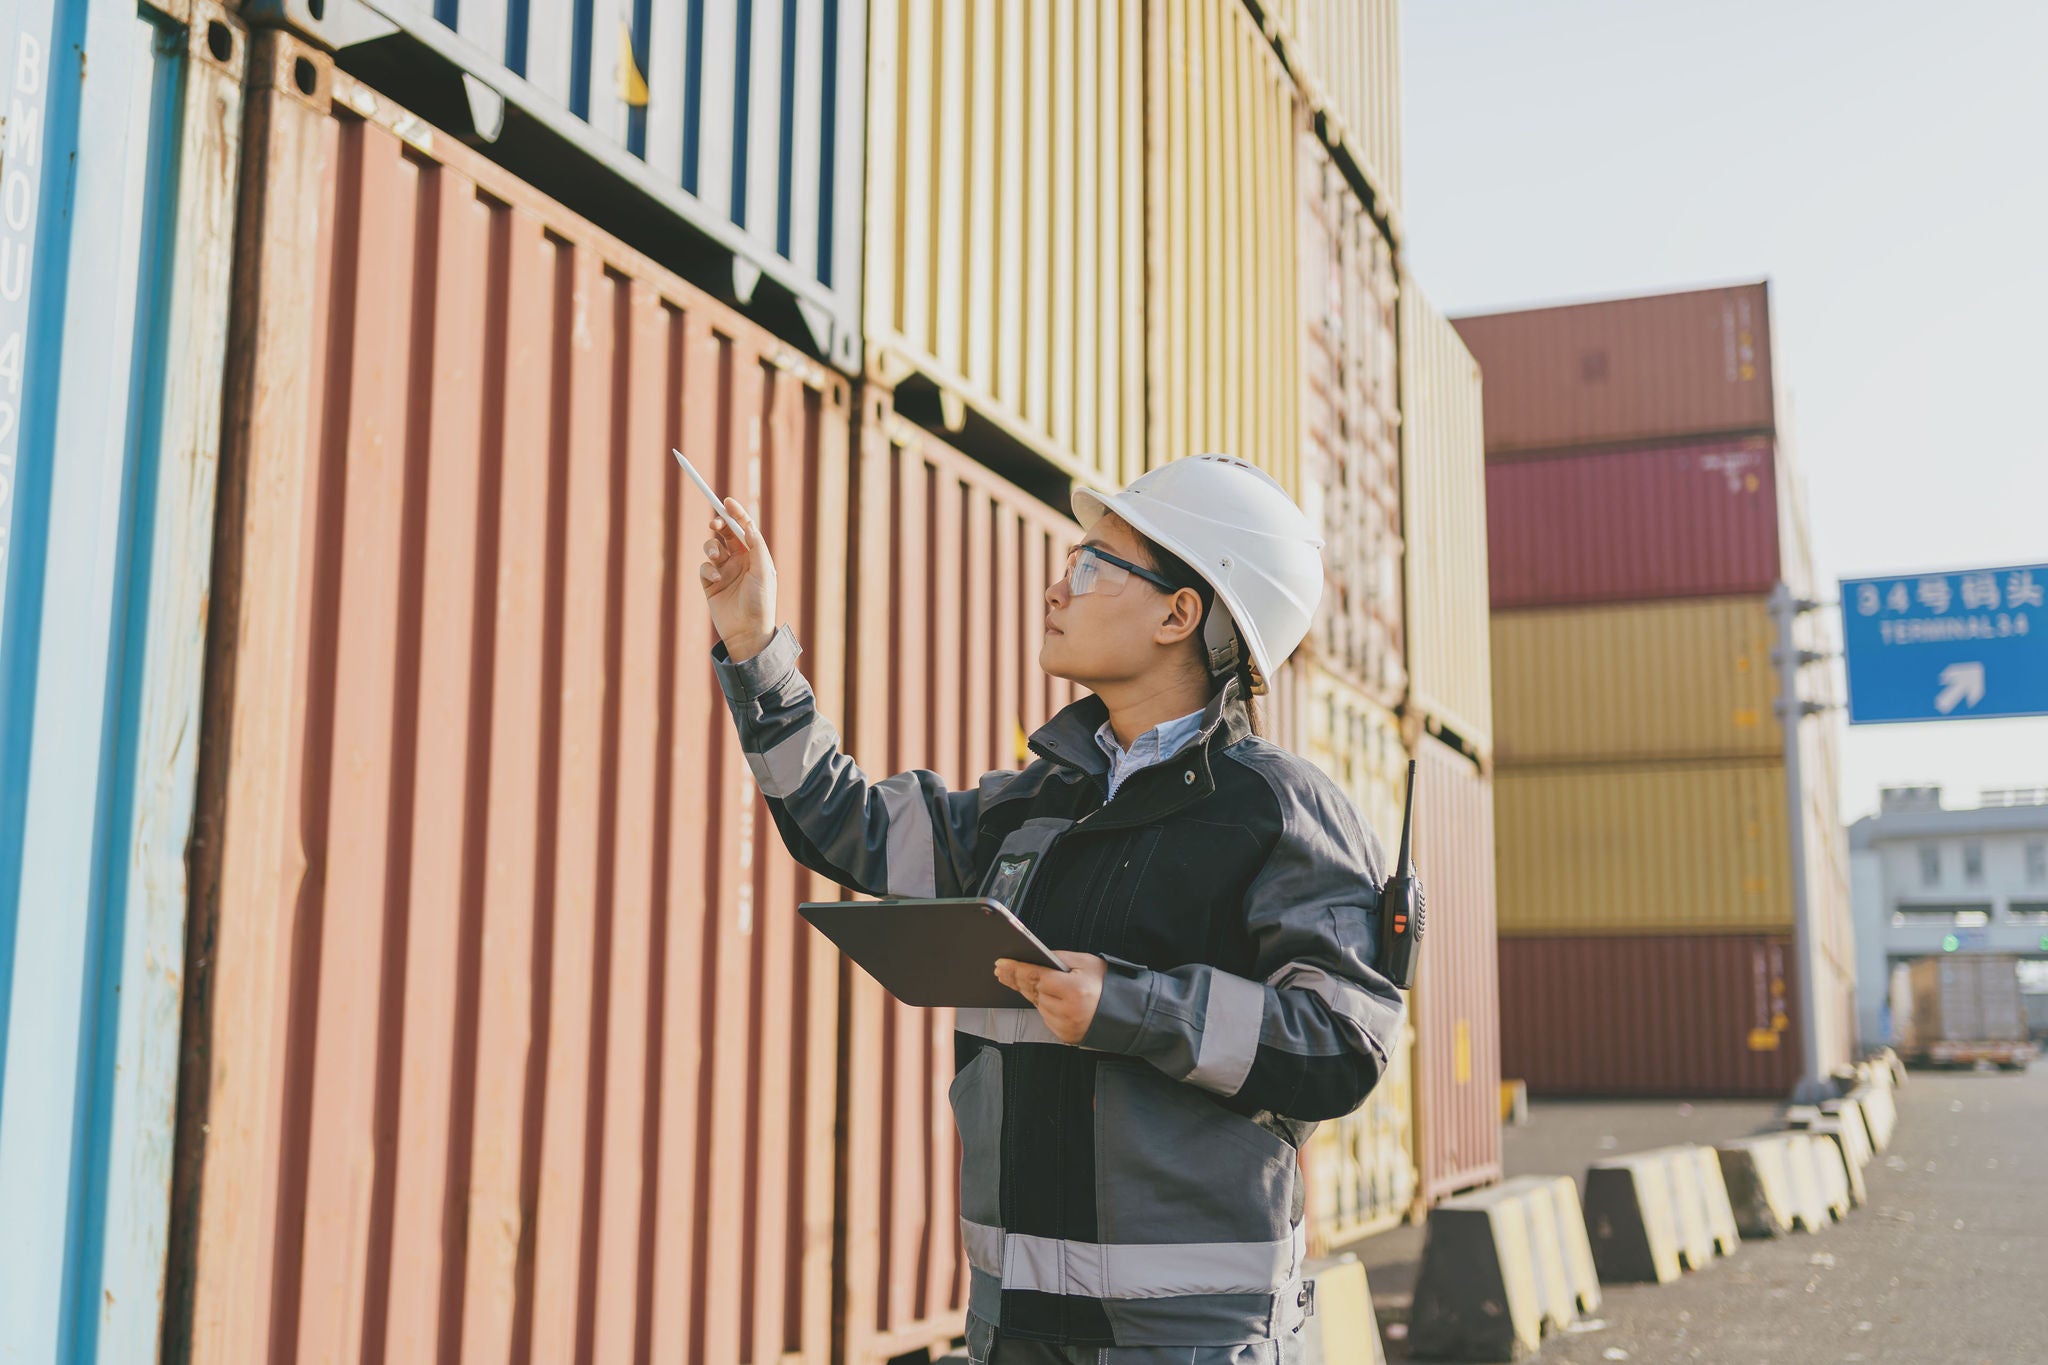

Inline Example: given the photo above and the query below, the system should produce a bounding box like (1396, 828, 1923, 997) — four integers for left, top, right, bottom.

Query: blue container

(0, 0, 247, 1357)
(251, 0, 867, 370)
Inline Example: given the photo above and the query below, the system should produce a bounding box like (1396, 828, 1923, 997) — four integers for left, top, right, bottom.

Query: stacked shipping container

(1280, 97, 1501, 1233)
(89, 2, 1506, 1359)
(173, 50, 854, 1363)
(0, 2, 247, 1356)
(1456, 283, 1854, 1098)
(254, 0, 869, 369)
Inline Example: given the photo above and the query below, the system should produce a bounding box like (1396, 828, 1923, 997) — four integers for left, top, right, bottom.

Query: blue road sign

(1840, 564, 2048, 723)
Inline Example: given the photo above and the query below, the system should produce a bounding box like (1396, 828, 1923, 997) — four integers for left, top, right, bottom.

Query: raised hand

(699, 496, 778, 662)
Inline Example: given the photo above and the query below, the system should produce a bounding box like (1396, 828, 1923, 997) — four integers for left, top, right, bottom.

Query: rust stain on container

(1147, 0, 1302, 491)
(176, 41, 847, 1365)
(1491, 597, 1780, 764)
(839, 391, 1081, 1365)
(864, 0, 1147, 490)
(1486, 435, 1784, 609)
(1409, 736, 1503, 1205)
(1296, 122, 1403, 705)
(1498, 934, 1855, 1098)
(1452, 282, 1776, 456)
(1400, 276, 1492, 758)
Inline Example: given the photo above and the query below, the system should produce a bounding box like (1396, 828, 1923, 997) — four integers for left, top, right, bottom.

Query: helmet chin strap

(1203, 608, 1266, 695)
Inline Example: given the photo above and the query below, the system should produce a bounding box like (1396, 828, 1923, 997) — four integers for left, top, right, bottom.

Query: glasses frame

(1064, 544, 1179, 597)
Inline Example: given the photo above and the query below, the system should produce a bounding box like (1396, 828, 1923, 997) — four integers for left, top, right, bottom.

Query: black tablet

(798, 897, 1071, 1009)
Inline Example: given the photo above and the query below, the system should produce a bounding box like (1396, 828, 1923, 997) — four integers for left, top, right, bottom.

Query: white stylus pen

(672, 448, 730, 531)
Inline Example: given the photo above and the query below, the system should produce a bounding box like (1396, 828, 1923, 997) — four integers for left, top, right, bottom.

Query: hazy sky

(1400, 1, 2048, 823)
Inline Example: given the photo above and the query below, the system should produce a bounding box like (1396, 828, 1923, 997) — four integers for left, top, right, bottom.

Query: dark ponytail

(1135, 533, 1265, 737)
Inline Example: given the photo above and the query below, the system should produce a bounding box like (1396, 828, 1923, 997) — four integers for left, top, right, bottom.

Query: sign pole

(1773, 581, 1832, 1101)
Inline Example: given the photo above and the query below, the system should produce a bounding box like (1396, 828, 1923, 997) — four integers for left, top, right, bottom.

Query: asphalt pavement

(1346, 1060, 2048, 1365)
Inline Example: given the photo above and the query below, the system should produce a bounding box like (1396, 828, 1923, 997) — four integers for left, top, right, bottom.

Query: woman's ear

(1154, 587, 1204, 647)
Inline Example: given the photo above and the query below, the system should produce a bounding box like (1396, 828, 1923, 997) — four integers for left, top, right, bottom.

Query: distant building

(1850, 786, 2048, 1048)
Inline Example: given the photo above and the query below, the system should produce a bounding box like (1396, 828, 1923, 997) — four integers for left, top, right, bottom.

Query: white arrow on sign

(1935, 661, 1986, 714)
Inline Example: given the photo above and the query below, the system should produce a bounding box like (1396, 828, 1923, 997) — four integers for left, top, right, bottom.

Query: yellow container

(1303, 1023, 1416, 1250)
(1400, 277, 1492, 759)
(1146, 0, 1302, 493)
(1298, 663, 1408, 848)
(1496, 760, 1794, 935)
(864, 0, 1147, 489)
(1245, 0, 1402, 219)
(1491, 597, 1779, 764)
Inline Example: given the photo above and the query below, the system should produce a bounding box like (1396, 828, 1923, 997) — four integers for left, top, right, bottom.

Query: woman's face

(1039, 514, 1204, 688)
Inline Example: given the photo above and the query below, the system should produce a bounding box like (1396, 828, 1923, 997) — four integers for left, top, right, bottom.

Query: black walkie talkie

(1378, 759, 1423, 989)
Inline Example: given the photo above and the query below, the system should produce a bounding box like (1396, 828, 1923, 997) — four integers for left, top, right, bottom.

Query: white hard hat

(1072, 454, 1325, 689)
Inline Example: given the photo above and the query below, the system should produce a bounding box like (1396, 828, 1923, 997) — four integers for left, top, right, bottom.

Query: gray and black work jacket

(714, 627, 1408, 1353)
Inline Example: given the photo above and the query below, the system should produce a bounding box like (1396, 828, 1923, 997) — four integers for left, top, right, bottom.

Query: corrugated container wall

(1451, 282, 1776, 455)
(1291, 665, 1415, 1248)
(1410, 737, 1502, 1203)
(1486, 436, 1784, 609)
(1908, 957, 2028, 1048)
(1147, 0, 1302, 492)
(1400, 278, 1492, 760)
(864, 0, 1145, 491)
(0, 1, 245, 1358)
(253, 0, 867, 370)
(170, 45, 849, 1365)
(1243, 0, 1401, 221)
(1296, 122, 1402, 705)
(1494, 760, 1800, 936)
(1499, 936, 1816, 1098)
(1294, 665, 1406, 844)
(838, 393, 1082, 1365)
(1491, 598, 1779, 764)
(1302, 1027, 1414, 1252)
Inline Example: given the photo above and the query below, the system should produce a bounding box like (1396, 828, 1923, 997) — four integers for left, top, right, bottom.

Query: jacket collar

(1027, 677, 1252, 810)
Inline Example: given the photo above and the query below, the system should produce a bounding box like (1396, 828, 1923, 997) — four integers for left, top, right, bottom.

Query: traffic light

(1942, 934, 1960, 953)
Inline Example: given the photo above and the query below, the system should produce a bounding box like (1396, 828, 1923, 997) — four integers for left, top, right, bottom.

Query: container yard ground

(1345, 1062, 2048, 1364)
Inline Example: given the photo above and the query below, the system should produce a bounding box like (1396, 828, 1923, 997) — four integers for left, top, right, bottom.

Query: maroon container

(1497, 935, 1846, 1098)
(1486, 436, 1783, 609)
(1410, 737, 1503, 1204)
(1452, 282, 1775, 455)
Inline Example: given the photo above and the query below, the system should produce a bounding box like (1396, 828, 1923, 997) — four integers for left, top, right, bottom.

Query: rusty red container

(172, 39, 851, 1365)
(1451, 282, 1776, 455)
(1409, 736, 1503, 1204)
(1495, 934, 1855, 1099)
(1486, 435, 1784, 609)
(836, 391, 1082, 1364)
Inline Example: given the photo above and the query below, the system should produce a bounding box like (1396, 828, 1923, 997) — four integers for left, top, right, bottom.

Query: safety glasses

(1062, 544, 1178, 598)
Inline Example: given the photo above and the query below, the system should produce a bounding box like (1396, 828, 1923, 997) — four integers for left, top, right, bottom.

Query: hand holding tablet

(799, 898, 1073, 1010)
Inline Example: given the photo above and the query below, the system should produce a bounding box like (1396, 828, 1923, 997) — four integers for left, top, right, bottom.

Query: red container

(837, 393, 1081, 1365)
(1486, 436, 1784, 609)
(1451, 282, 1776, 455)
(1497, 935, 1854, 1098)
(174, 41, 850, 1365)
(1409, 737, 1503, 1204)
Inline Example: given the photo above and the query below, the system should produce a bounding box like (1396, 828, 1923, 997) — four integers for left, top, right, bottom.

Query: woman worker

(700, 453, 1408, 1364)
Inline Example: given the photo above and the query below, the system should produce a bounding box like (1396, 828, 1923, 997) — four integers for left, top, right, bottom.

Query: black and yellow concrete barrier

(1408, 1175, 1600, 1362)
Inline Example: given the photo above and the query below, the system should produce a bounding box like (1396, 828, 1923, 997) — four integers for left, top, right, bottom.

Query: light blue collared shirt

(1094, 708, 1207, 800)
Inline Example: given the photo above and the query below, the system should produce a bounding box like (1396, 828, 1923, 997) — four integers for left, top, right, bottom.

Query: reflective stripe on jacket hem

(959, 1218, 1305, 1300)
